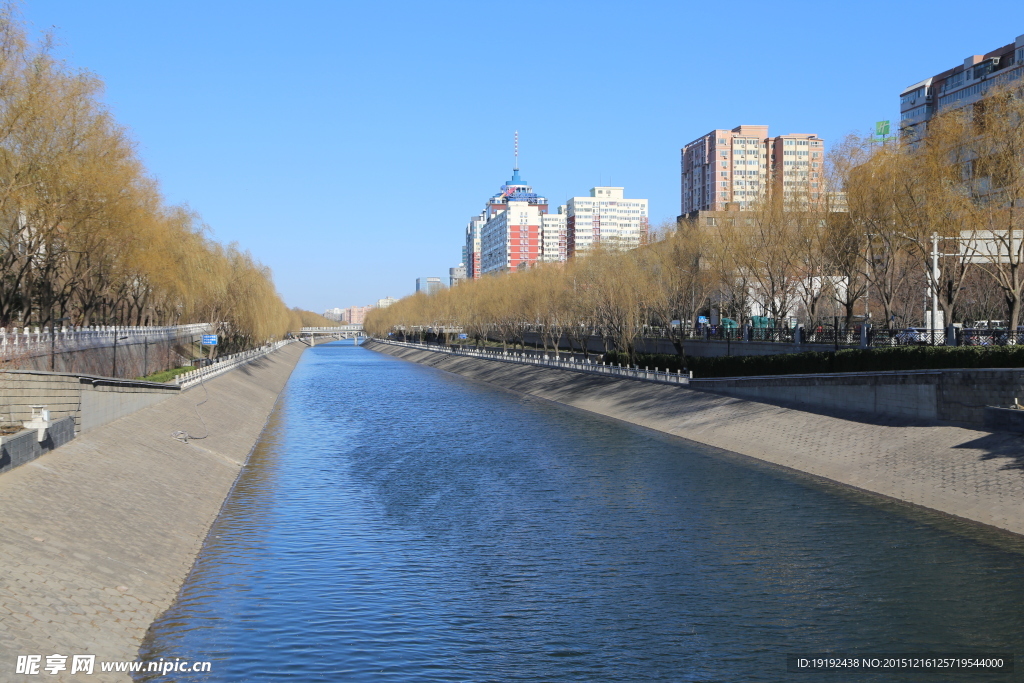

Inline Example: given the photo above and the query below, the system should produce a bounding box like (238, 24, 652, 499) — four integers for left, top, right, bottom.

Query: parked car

(963, 328, 1018, 346)
(890, 328, 947, 346)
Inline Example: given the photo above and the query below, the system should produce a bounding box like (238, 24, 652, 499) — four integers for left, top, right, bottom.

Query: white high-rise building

(899, 34, 1024, 138)
(464, 212, 487, 279)
(449, 264, 467, 286)
(541, 207, 567, 263)
(566, 187, 649, 257)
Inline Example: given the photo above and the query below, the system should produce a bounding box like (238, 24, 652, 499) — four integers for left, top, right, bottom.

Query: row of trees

(847, 86, 1024, 330)
(367, 83, 1024, 358)
(0, 8, 306, 351)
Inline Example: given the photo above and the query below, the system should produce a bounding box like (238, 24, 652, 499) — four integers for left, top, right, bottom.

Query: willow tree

(846, 146, 923, 328)
(0, 5, 297, 346)
(642, 220, 712, 358)
(959, 86, 1024, 329)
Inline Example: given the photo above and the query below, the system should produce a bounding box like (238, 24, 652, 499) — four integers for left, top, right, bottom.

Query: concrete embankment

(365, 340, 1024, 538)
(689, 368, 1024, 427)
(0, 342, 305, 682)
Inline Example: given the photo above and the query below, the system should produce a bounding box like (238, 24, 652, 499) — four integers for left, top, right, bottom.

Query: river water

(138, 343, 1024, 681)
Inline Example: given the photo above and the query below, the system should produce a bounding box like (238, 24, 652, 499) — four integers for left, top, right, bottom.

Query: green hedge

(604, 346, 1024, 379)
(137, 366, 195, 383)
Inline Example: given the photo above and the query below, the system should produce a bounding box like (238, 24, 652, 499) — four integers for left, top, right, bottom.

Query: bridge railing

(0, 323, 211, 358)
(300, 326, 363, 333)
(175, 339, 295, 390)
(376, 338, 690, 386)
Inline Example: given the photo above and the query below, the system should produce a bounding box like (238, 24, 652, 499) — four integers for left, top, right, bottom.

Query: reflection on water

(138, 344, 1024, 682)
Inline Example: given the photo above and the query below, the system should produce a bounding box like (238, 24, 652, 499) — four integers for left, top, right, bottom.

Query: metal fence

(175, 339, 294, 390)
(961, 330, 1024, 347)
(866, 328, 940, 347)
(379, 338, 690, 386)
(606, 324, 965, 349)
(0, 323, 211, 358)
(425, 324, 1020, 352)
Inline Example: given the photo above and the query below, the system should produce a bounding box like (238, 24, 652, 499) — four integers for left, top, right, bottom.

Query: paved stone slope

(0, 344, 304, 682)
(367, 342, 1024, 538)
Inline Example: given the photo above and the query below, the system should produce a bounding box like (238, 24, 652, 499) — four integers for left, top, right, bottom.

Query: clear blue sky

(20, 1, 1019, 312)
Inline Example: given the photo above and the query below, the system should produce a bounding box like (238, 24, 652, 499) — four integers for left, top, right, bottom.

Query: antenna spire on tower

(514, 130, 519, 171)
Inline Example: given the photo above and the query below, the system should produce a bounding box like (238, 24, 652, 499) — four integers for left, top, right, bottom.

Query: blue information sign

(201, 335, 218, 346)
(458, 333, 468, 339)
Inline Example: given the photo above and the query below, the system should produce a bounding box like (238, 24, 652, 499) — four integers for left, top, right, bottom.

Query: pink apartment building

(680, 125, 825, 218)
(341, 306, 374, 325)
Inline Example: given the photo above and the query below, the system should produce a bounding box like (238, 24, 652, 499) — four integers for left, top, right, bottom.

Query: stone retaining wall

(689, 369, 1024, 426)
(0, 370, 180, 434)
(0, 416, 77, 475)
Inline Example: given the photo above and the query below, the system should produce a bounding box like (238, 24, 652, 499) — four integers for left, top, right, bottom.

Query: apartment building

(680, 125, 825, 218)
(340, 305, 374, 325)
(541, 207, 567, 263)
(463, 135, 650, 268)
(449, 264, 467, 286)
(477, 168, 550, 274)
(900, 34, 1024, 136)
(770, 134, 825, 202)
(566, 187, 649, 257)
(463, 213, 486, 279)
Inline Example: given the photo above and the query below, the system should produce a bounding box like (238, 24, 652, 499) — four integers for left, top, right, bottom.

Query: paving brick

(0, 343, 303, 681)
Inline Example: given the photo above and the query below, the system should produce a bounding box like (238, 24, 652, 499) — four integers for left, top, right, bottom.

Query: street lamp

(111, 326, 129, 378)
(50, 315, 71, 371)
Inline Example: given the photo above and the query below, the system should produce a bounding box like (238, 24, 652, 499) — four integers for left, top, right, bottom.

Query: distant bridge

(297, 325, 364, 346)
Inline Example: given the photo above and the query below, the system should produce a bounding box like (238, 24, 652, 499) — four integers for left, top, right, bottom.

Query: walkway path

(367, 341, 1024, 538)
(0, 343, 304, 681)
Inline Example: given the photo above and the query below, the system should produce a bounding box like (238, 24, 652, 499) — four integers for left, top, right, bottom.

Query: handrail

(175, 339, 295, 389)
(376, 338, 690, 386)
(299, 326, 363, 332)
(0, 323, 211, 358)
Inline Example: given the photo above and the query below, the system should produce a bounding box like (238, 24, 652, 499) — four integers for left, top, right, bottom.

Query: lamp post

(49, 315, 70, 371)
(930, 232, 941, 344)
(111, 325, 129, 378)
(869, 230, 967, 343)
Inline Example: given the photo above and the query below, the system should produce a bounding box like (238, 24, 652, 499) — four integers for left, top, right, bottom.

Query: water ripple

(138, 344, 1024, 682)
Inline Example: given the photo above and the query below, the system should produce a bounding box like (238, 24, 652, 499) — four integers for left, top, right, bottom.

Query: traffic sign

(201, 335, 218, 346)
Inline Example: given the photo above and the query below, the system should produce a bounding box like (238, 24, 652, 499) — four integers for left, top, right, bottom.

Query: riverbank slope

(365, 340, 1024, 537)
(0, 342, 304, 681)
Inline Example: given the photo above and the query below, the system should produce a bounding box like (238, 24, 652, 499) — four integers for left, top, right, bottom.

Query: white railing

(175, 339, 295, 390)
(300, 325, 363, 333)
(0, 323, 211, 358)
(378, 339, 690, 386)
